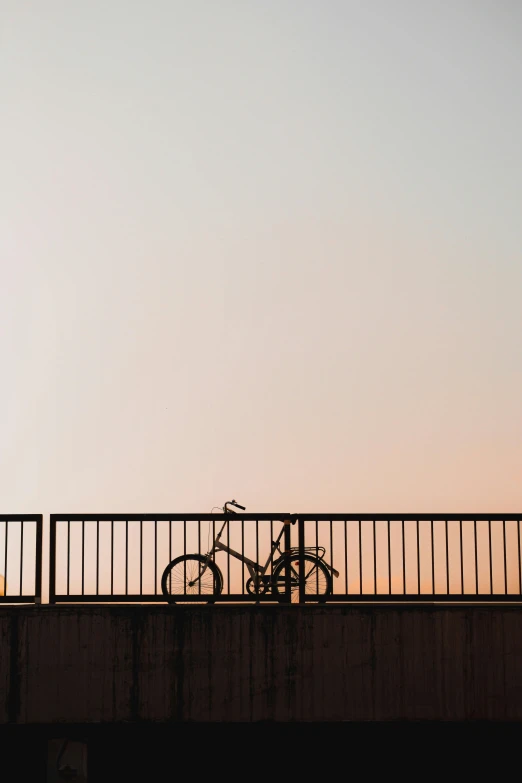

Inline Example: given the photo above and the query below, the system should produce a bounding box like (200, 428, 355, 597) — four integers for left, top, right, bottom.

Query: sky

(1, 0, 521, 522)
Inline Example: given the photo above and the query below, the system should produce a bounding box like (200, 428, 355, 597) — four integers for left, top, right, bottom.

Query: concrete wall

(2, 604, 522, 722)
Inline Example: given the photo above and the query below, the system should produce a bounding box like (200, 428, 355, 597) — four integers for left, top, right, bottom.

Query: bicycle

(160, 500, 339, 603)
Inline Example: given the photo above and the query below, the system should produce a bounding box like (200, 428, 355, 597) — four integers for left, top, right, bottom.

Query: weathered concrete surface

(2, 605, 522, 722)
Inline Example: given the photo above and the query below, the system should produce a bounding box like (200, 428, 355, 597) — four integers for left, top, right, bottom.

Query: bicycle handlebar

(225, 499, 246, 511)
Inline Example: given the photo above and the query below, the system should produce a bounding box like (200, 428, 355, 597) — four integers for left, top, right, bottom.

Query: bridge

(1, 512, 521, 776)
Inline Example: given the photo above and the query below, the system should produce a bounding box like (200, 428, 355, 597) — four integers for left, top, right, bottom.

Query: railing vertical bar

(402, 519, 405, 595)
(474, 519, 478, 595)
(139, 519, 143, 596)
(96, 519, 99, 596)
(154, 519, 158, 595)
(125, 520, 128, 596)
(518, 520, 522, 596)
(199, 520, 202, 595)
(49, 516, 56, 605)
(460, 519, 464, 594)
(330, 519, 334, 574)
(3, 521, 8, 597)
(169, 519, 172, 563)
(344, 520, 348, 594)
(184, 519, 187, 594)
(388, 519, 391, 595)
(283, 518, 291, 603)
(316, 519, 319, 593)
(445, 519, 449, 594)
(503, 519, 507, 595)
(488, 519, 493, 594)
(373, 519, 377, 594)
(20, 521, 24, 597)
(256, 519, 259, 576)
(241, 518, 245, 595)
(226, 519, 230, 595)
(517, 519, 522, 595)
(270, 519, 274, 580)
(35, 516, 43, 604)
(359, 519, 362, 594)
(67, 520, 70, 596)
(81, 520, 85, 596)
(416, 519, 420, 595)
(198, 520, 201, 595)
(212, 519, 215, 565)
(431, 519, 435, 594)
(110, 520, 114, 596)
(298, 517, 305, 604)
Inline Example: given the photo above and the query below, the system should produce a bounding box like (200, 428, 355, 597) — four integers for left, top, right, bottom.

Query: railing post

(49, 515, 56, 605)
(35, 515, 43, 605)
(283, 517, 292, 603)
(298, 516, 305, 604)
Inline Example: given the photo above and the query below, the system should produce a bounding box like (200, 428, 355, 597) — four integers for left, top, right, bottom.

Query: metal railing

(298, 514, 522, 602)
(0, 515, 43, 604)
(49, 513, 293, 603)
(46, 513, 522, 604)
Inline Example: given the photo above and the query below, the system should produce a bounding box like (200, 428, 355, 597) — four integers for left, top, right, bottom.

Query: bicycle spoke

(272, 554, 330, 603)
(165, 557, 218, 595)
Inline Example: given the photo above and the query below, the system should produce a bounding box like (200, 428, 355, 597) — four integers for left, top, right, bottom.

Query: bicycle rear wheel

(272, 554, 331, 603)
(161, 554, 222, 603)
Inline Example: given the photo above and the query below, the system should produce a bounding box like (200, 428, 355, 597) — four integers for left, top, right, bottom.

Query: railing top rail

(296, 513, 522, 521)
(0, 514, 42, 521)
(50, 513, 292, 522)
(48, 513, 522, 523)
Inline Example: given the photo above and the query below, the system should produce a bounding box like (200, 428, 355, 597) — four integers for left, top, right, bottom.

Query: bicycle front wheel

(161, 554, 222, 603)
(272, 554, 331, 603)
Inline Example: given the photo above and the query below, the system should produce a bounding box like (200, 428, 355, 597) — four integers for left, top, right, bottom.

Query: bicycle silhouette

(161, 500, 339, 603)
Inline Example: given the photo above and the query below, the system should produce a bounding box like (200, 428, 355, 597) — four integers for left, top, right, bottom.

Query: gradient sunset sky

(2, 0, 521, 517)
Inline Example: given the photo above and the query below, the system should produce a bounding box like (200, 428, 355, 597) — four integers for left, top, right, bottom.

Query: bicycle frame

(206, 517, 289, 588)
(186, 513, 338, 596)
